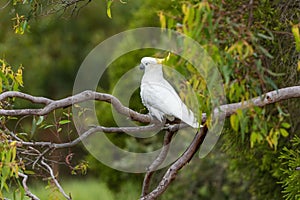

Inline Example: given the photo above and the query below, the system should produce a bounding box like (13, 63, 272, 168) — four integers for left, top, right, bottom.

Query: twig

(8, 123, 162, 149)
(18, 172, 40, 200)
(141, 130, 176, 196)
(0, 0, 11, 10)
(33, 148, 51, 169)
(140, 126, 208, 200)
(218, 86, 300, 116)
(41, 160, 72, 200)
(247, 0, 254, 28)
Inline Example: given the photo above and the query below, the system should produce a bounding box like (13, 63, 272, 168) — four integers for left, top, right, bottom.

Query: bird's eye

(145, 62, 149, 65)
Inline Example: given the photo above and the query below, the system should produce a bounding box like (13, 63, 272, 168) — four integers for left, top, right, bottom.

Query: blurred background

(0, 0, 299, 199)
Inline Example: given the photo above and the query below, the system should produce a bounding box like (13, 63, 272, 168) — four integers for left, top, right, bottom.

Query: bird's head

(140, 57, 165, 70)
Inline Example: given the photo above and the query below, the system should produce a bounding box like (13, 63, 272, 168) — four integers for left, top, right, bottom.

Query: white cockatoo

(139, 57, 200, 128)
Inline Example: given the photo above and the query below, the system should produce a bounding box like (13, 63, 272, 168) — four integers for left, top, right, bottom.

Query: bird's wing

(162, 80, 200, 128)
(141, 80, 199, 128)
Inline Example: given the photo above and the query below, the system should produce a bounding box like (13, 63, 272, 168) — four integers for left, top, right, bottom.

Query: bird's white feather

(140, 57, 200, 128)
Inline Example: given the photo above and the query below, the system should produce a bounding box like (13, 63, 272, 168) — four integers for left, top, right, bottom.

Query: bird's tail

(180, 103, 202, 128)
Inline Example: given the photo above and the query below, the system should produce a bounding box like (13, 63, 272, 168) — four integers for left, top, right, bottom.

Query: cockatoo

(139, 57, 200, 128)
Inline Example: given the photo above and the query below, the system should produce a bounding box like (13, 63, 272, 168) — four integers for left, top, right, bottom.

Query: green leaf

(63, 112, 72, 117)
(159, 12, 166, 29)
(292, 25, 300, 52)
(30, 116, 37, 138)
(281, 122, 291, 129)
(265, 76, 278, 91)
(13, 190, 16, 200)
(106, 0, 113, 18)
(22, 20, 28, 33)
(19, 180, 25, 200)
(230, 114, 239, 132)
(43, 124, 54, 129)
(257, 32, 273, 41)
(24, 170, 35, 175)
(250, 132, 257, 148)
(36, 116, 44, 126)
(58, 119, 71, 125)
(1, 166, 10, 190)
(258, 45, 274, 59)
(280, 128, 289, 137)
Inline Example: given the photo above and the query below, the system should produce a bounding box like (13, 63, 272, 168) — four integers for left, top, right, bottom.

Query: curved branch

(0, 90, 150, 123)
(1, 86, 300, 124)
(0, 91, 53, 104)
(18, 172, 40, 200)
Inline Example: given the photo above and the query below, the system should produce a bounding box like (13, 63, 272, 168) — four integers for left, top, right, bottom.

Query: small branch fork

(1, 86, 300, 199)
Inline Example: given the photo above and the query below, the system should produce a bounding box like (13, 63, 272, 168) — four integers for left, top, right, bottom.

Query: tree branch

(140, 126, 208, 200)
(218, 86, 300, 116)
(1, 86, 300, 123)
(0, 90, 150, 123)
(18, 172, 40, 200)
(1, 86, 300, 200)
(8, 123, 162, 149)
(141, 130, 176, 196)
(41, 160, 72, 200)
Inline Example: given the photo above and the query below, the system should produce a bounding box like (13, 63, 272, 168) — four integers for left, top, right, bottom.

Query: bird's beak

(139, 63, 145, 70)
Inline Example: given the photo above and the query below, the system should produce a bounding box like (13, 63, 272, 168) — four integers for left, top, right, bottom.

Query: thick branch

(0, 90, 150, 123)
(1, 86, 300, 123)
(140, 126, 208, 200)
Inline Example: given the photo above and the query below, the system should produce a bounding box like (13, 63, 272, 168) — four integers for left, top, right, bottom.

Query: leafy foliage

(279, 136, 300, 200)
(0, 61, 25, 199)
(0, 59, 23, 93)
(157, 0, 299, 199)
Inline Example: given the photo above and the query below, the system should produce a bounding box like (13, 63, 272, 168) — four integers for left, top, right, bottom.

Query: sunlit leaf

(43, 124, 54, 129)
(15, 65, 24, 87)
(292, 24, 300, 52)
(281, 122, 291, 129)
(59, 119, 71, 125)
(159, 12, 166, 29)
(106, 0, 113, 18)
(230, 114, 239, 131)
(280, 128, 289, 137)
